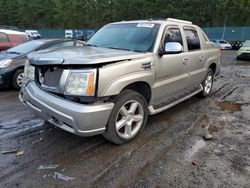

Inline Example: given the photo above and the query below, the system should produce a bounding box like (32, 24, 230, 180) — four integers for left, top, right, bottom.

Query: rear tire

(12, 69, 25, 90)
(198, 68, 214, 98)
(103, 90, 148, 145)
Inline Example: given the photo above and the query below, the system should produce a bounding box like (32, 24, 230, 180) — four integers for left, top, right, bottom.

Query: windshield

(87, 23, 160, 52)
(243, 42, 250, 47)
(7, 40, 44, 54)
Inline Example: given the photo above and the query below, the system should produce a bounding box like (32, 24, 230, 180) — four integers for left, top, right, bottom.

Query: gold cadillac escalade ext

(20, 18, 221, 144)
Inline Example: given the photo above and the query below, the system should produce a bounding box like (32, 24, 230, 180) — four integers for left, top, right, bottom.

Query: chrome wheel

(115, 100, 144, 140)
(204, 72, 213, 94)
(16, 72, 25, 87)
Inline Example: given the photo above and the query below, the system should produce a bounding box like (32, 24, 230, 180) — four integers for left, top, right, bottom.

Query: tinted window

(0, 33, 9, 42)
(164, 27, 183, 45)
(243, 42, 250, 47)
(184, 29, 201, 51)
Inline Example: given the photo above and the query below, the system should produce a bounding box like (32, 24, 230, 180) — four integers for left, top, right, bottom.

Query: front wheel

(103, 90, 148, 144)
(12, 69, 25, 90)
(198, 68, 214, 97)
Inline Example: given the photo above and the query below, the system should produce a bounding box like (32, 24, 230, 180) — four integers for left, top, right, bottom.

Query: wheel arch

(121, 81, 152, 103)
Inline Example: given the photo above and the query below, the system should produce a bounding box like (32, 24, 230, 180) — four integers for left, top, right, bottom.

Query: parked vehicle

(0, 39, 84, 89)
(65, 30, 73, 39)
(20, 19, 221, 144)
(0, 29, 29, 51)
(25, 30, 41, 39)
(230, 41, 243, 50)
(75, 30, 84, 41)
(213, 40, 232, 50)
(237, 40, 250, 60)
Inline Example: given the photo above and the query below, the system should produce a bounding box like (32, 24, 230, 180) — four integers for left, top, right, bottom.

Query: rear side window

(164, 27, 183, 45)
(0, 33, 9, 42)
(184, 28, 201, 51)
(20, 35, 29, 42)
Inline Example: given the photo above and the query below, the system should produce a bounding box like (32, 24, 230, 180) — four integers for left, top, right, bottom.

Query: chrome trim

(148, 84, 203, 115)
(19, 82, 114, 137)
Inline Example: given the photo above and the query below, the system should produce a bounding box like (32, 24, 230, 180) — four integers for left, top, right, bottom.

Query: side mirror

(164, 42, 183, 54)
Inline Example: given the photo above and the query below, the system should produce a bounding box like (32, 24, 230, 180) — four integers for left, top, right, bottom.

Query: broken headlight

(24, 60, 35, 81)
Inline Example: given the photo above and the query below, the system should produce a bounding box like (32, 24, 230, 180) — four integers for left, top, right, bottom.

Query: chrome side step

(148, 85, 203, 115)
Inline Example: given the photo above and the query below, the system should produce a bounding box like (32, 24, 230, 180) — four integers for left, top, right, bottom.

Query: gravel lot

(0, 50, 250, 188)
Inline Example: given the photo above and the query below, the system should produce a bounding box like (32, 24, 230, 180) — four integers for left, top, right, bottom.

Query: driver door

(153, 25, 189, 104)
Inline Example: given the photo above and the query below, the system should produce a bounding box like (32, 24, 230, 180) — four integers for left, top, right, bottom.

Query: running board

(148, 85, 203, 115)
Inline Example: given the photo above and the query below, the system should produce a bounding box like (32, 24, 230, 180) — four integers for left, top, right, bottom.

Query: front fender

(101, 71, 154, 96)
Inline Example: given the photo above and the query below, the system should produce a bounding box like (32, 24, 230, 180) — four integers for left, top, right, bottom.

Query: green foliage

(0, 0, 249, 29)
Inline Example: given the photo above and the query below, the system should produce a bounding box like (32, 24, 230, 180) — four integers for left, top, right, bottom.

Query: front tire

(103, 90, 148, 145)
(12, 69, 25, 90)
(198, 68, 214, 97)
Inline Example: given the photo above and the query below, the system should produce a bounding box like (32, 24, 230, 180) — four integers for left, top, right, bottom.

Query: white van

(25, 30, 41, 39)
(65, 30, 73, 38)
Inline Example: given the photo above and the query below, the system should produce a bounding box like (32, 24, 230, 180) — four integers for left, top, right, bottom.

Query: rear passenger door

(182, 27, 205, 88)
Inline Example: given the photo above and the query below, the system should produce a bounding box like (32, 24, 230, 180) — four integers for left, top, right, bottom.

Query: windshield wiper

(106, 47, 131, 51)
(7, 51, 21, 55)
(85, 44, 98, 47)
(106, 47, 146, 53)
(131, 49, 146, 53)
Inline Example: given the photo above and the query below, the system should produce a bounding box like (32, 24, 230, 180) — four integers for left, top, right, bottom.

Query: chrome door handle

(183, 58, 189, 65)
(141, 62, 153, 69)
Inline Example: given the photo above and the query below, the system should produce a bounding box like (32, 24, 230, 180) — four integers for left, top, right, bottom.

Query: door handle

(141, 62, 153, 69)
(200, 55, 204, 62)
(183, 58, 189, 65)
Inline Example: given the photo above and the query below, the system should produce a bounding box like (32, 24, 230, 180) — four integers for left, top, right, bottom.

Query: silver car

(20, 18, 221, 144)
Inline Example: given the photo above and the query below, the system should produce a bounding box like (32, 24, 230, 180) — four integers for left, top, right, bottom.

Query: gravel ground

(0, 50, 250, 188)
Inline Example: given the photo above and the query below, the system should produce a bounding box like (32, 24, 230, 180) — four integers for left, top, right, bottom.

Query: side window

(164, 27, 183, 45)
(0, 33, 9, 42)
(184, 28, 201, 51)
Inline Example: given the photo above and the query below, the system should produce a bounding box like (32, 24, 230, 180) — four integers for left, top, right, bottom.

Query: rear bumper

(19, 81, 114, 136)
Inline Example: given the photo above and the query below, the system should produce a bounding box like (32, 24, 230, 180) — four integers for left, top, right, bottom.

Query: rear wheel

(198, 68, 214, 97)
(103, 90, 148, 144)
(12, 69, 25, 90)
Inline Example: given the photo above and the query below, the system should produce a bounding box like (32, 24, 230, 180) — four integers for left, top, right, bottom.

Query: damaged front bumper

(19, 81, 114, 136)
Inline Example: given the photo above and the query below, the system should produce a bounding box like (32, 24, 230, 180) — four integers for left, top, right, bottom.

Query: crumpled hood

(28, 46, 146, 66)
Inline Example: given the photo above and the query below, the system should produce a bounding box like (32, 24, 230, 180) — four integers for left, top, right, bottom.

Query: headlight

(0, 59, 12, 68)
(65, 70, 96, 96)
(24, 61, 35, 80)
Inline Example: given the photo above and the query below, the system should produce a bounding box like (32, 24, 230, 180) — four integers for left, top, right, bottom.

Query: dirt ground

(0, 50, 250, 188)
